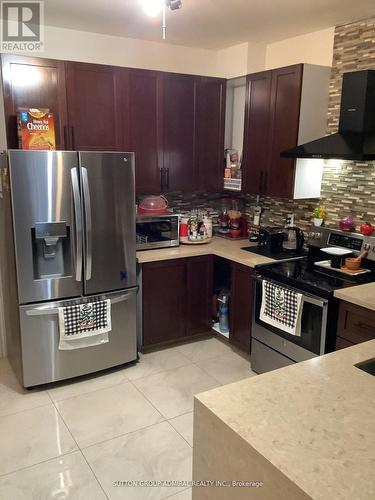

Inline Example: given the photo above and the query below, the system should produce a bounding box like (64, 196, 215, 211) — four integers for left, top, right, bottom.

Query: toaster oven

(136, 214, 180, 250)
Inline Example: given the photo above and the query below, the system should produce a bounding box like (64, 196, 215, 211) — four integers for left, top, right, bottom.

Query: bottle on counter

(218, 295, 229, 334)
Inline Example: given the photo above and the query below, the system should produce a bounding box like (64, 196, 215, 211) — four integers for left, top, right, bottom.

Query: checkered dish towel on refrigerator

(58, 300, 112, 350)
(260, 281, 303, 336)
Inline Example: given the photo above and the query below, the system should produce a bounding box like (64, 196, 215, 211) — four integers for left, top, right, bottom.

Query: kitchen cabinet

(141, 256, 213, 348)
(124, 68, 162, 193)
(1, 54, 68, 149)
(65, 62, 123, 150)
(335, 301, 375, 350)
(242, 63, 330, 199)
(197, 77, 226, 191)
(230, 262, 254, 353)
(242, 71, 272, 195)
(161, 73, 198, 191)
(186, 256, 213, 336)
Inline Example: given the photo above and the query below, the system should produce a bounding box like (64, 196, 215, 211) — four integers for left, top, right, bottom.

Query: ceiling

(44, 0, 375, 50)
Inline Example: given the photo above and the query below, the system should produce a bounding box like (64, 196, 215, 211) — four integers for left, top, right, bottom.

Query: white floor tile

(0, 404, 77, 476)
(125, 348, 191, 381)
(133, 364, 219, 419)
(195, 350, 256, 385)
(84, 421, 192, 500)
(0, 451, 106, 499)
(0, 366, 51, 418)
(48, 367, 129, 402)
(169, 412, 193, 446)
(56, 382, 164, 448)
(175, 338, 233, 363)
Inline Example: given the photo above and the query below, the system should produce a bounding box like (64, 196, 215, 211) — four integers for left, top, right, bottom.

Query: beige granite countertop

(195, 340, 375, 500)
(334, 282, 375, 312)
(137, 236, 275, 267)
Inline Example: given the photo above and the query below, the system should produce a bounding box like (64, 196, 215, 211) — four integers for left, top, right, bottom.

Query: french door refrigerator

(6, 150, 137, 387)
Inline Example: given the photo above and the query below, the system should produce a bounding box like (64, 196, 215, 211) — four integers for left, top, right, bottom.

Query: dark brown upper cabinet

(1, 54, 68, 149)
(65, 62, 123, 151)
(197, 77, 226, 191)
(161, 72, 198, 192)
(242, 71, 272, 195)
(242, 63, 330, 199)
(122, 68, 162, 194)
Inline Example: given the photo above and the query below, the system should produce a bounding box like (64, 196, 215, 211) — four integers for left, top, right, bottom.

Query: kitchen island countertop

(334, 282, 375, 311)
(136, 236, 275, 268)
(193, 340, 375, 500)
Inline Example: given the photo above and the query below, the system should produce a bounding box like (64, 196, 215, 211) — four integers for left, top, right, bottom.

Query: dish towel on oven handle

(260, 281, 303, 336)
(58, 299, 112, 350)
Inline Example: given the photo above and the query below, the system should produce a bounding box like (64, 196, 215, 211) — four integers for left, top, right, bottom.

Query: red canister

(180, 217, 188, 242)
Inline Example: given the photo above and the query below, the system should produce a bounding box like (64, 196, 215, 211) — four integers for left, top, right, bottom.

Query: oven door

(253, 277, 328, 358)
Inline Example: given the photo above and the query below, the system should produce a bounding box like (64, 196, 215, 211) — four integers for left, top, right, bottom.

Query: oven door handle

(256, 276, 328, 308)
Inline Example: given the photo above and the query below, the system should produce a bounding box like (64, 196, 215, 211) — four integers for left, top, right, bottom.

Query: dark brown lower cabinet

(142, 256, 213, 348)
(229, 262, 254, 354)
(335, 301, 375, 350)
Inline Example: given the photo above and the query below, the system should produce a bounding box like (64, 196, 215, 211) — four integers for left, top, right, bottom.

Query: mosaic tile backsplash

(147, 17, 375, 235)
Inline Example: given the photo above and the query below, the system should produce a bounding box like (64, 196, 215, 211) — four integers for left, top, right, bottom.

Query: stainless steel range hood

(281, 70, 375, 160)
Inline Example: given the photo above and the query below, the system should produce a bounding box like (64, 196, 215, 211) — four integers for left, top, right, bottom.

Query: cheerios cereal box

(17, 108, 56, 150)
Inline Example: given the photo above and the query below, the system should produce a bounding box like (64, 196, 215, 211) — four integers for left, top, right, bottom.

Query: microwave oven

(136, 214, 180, 250)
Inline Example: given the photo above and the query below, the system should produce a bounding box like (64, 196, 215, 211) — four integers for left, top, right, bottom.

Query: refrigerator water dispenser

(32, 222, 72, 279)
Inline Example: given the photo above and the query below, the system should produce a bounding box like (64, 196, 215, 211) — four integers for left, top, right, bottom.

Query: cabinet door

(336, 301, 375, 345)
(186, 256, 213, 336)
(242, 71, 272, 194)
(197, 78, 226, 191)
(142, 259, 186, 347)
(266, 64, 303, 198)
(66, 62, 123, 151)
(125, 69, 162, 193)
(230, 262, 254, 353)
(162, 73, 198, 191)
(1, 54, 68, 149)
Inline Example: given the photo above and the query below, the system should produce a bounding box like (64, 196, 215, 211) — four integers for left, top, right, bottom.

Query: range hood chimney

(281, 70, 375, 160)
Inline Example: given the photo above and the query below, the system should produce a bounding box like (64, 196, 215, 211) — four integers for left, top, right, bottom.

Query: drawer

(337, 301, 375, 345)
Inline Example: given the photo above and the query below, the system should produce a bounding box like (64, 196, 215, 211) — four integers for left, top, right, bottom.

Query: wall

(265, 27, 335, 70)
(39, 25, 221, 77)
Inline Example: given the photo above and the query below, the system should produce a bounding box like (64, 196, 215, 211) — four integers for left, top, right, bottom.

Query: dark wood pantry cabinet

(141, 256, 213, 349)
(1, 54, 68, 149)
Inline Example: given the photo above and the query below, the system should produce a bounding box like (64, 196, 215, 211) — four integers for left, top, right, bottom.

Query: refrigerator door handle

(81, 167, 92, 281)
(25, 290, 137, 316)
(71, 167, 83, 282)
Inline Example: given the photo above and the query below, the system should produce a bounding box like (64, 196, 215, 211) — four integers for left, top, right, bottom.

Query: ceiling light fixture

(141, 0, 182, 40)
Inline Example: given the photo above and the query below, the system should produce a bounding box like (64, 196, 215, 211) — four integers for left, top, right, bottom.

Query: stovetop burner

(255, 257, 375, 298)
(242, 246, 307, 260)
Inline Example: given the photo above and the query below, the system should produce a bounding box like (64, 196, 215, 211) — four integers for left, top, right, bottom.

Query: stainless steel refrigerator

(1, 150, 137, 387)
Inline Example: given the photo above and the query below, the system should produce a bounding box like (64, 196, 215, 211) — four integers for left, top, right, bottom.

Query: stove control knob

(314, 232, 322, 240)
(308, 232, 315, 239)
(364, 243, 371, 251)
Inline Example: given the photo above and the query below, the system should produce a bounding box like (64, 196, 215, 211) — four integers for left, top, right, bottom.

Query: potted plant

(313, 206, 327, 227)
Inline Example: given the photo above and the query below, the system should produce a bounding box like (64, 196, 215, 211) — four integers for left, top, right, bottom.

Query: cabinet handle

(160, 168, 164, 192)
(166, 168, 170, 191)
(70, 126, 75, 150)
(63, 126, 69, 150)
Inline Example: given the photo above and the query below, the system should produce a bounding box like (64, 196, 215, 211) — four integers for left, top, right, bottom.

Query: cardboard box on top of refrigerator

(17, 108, 56, 150)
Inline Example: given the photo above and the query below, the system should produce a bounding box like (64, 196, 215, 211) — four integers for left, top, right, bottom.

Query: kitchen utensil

(138, 195, 168, 214)
(345, 250, 368, 270)
(282, 226, 305, 252)
(230, 228, 242, 238)
(321, 247, 352, 269)
(314, 260, 371, 276)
